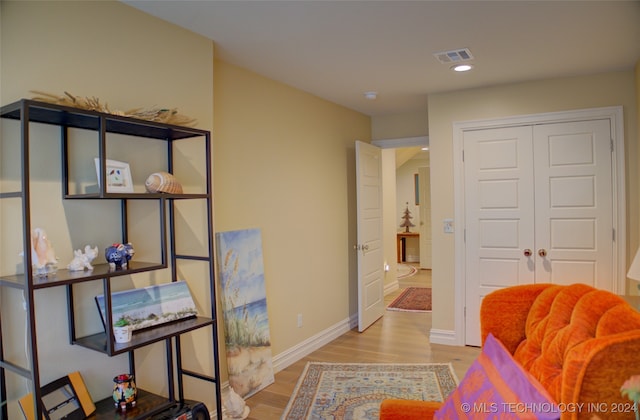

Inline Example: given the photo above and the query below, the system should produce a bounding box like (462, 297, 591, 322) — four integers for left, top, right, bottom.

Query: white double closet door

(464, 118, 615, 346)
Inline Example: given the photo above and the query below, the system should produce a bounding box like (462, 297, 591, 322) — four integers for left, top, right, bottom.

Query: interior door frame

(452, 106, 625, 346)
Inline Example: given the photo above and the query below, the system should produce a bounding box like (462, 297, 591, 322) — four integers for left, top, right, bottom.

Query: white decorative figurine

(21, 228, 59, 276)
(67, 245, 99, 271)
(223, 387, 249, 420)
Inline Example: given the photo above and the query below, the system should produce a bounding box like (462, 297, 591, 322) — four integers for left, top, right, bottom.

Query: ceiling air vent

(433, 48, 474, 64)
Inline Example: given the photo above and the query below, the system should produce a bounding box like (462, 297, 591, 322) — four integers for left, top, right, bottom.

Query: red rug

(387, 287, 432, 312)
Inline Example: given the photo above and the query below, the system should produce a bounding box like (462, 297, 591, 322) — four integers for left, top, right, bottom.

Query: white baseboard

(384, 280, 399, 296)
(271, 314, 358, 373)
(429, 328, 460, 345)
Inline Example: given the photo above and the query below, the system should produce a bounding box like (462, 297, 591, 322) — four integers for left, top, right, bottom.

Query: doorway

(372, 136, 431, 294)
(396, 148, 429, 267)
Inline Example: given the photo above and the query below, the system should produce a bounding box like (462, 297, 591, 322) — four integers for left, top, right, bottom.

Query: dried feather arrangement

(30, 90, 197, 127)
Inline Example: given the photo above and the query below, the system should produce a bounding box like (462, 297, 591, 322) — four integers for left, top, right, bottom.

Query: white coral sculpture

(67, 245, 99, 272)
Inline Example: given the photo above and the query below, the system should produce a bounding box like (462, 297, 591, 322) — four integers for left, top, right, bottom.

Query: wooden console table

(397, 232, 419, 262)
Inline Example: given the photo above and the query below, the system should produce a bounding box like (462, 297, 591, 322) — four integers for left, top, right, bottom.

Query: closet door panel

(463, 126, 535, 346)
(533, 119, 613, 288)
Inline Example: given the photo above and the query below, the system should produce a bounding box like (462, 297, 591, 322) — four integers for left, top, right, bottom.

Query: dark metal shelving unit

(0, 99, 222, 420)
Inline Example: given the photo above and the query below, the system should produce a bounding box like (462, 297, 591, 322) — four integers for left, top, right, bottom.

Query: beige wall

(0, 0, 216, 415)
(213, 60, 370, 354)
(372, 110, 428, 140)
(428, 70, 638, 333)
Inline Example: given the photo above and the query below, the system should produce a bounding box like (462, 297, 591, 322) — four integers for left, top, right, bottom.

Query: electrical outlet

(297, 313, 303, 328)
(443, 219, 454, 233)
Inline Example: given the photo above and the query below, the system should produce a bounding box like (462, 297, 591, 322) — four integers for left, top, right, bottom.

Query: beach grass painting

(95, 281, 197, 332)
(216, 228, 274, 398)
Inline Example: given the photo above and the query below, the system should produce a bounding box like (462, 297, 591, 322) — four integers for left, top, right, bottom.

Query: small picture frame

(94, 158, 134, 193)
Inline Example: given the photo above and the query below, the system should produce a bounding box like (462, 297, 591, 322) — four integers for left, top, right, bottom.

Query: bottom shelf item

(148, 399, 210, 420)
(92, 389, 176, 419)
(18, 371, 96, 420)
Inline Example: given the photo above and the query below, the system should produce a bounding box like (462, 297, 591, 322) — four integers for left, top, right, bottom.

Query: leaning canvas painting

(216, 229, 274, 398)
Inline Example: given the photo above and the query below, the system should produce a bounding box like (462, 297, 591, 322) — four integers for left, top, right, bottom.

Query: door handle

(538, 249, 547, 258)
(523, 249, 532, 257)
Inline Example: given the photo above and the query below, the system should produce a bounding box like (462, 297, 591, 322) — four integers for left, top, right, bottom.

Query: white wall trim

(429, 328, 458, 346)
(384, 280, 399, 296)
(271, 315, 358, 373)
(452, 106, 626, 346)
(372, 136, 429, 149)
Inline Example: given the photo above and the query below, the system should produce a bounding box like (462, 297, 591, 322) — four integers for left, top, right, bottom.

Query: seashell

(145, 171, 183, 194)
(224, 387, 248, 418)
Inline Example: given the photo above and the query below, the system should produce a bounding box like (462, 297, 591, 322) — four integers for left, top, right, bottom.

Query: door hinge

(464, 307, 466, 317)
(613, 228, 616, 241)
(611, 139, 614, 152)
(462, 149, 465, 162)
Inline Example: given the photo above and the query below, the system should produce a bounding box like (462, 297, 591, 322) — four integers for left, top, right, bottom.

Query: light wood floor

(244, 265, 481, 419)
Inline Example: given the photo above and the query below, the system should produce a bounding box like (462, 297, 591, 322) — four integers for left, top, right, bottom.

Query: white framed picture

(94, 158, 134, 193)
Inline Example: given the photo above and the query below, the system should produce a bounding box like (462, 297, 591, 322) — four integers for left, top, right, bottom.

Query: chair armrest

(379, 399, 442, 420)
(480, 283, 551, 354)
(562, 331, 640, 419)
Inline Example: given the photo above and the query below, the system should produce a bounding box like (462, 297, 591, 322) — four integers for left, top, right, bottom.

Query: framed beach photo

(95, 281, 198, 333)
(94, 158, 134, 193)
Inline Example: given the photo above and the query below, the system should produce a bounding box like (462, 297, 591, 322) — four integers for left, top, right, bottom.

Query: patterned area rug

(387, 287, 432, 312)
(397, 263, 418, 279)
(281, 362, 458, 420)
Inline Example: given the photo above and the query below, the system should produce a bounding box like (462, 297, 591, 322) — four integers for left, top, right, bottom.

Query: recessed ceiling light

(452, 64, 473, 72)
(363, 91, 378, 100)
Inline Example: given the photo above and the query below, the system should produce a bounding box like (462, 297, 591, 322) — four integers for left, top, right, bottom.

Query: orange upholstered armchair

(380, 283, 640, 419)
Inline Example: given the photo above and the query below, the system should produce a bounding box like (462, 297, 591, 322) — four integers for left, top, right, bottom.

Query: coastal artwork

(216, 229, 274, 398)
(95, 281, 197, 332)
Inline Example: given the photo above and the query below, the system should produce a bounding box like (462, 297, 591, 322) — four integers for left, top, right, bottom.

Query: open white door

(356, 141, 384, 332)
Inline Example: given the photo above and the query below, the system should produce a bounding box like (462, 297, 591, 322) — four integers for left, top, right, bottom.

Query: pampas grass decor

(30, 90, 197, 127)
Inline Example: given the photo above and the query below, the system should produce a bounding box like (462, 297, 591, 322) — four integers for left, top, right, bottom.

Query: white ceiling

(125, 0, 640, 117)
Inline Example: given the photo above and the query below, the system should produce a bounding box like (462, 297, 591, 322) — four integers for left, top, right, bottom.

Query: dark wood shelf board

(0, 261, 166, 289)
(0, 99, 208, 140)
(63, 193, 209, 200)
(75, 317, 215, 356)
(91, 389, 174, 419)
